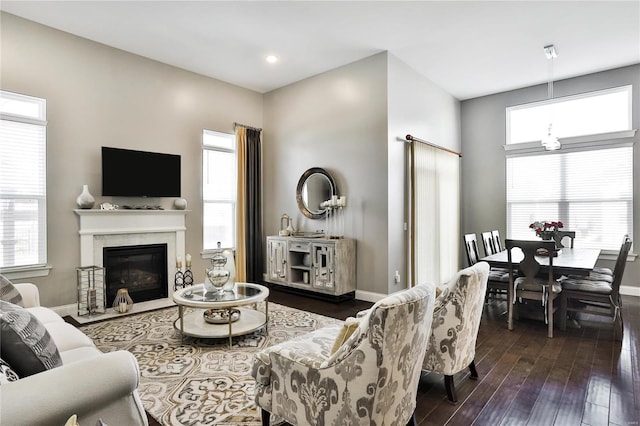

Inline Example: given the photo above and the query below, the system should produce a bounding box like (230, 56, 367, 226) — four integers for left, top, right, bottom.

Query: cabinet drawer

(289, 241, 311, 252)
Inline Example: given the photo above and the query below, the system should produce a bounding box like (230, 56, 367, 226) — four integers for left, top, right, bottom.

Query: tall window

(506, 86, 634, 251)
(202, 130, 236, 251)
(0, 91, 47, 269)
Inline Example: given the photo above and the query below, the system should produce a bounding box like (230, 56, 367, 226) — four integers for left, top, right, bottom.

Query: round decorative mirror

(296, 167, 337, 219)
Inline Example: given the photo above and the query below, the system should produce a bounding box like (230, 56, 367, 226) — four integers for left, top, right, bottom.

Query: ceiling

(1, 1, 639, 100)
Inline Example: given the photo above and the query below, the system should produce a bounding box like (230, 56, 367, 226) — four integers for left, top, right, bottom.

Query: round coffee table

(172, 282, 269, 346)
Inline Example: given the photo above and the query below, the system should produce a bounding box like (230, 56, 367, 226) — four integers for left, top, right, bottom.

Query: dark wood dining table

(480, 247, 601, 276)
(481, 247, 602, 333)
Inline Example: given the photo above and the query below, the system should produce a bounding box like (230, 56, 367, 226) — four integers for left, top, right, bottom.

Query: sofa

(0, 282, 148, 426)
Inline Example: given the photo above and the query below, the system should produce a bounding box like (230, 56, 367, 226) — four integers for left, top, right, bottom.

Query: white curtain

(411, 142, 460, 286)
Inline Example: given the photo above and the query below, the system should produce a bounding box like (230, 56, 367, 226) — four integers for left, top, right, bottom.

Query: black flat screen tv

(102, 147, 181, 197)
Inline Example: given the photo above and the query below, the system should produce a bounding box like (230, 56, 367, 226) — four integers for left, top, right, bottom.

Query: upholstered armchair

(251, 284, 436, 426)
(422, 262, 490, 403)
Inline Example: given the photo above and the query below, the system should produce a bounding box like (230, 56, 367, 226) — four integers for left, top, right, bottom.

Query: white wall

(461, 64, 640, 293)
(387, 54, 461, 292)
(263, 53, 389, 295)
(0, 12, 263, 306)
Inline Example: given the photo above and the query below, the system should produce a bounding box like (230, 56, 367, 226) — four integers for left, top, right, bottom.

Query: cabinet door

(312, 243, 334, 290)
(268, 239, 287, 282)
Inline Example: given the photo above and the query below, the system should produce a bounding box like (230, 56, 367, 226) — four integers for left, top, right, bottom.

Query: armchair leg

(406, 411, 417, 426)
(444, 375, 457, 404)
(261, 409, 270, 426)
(469, 360, 479, 380)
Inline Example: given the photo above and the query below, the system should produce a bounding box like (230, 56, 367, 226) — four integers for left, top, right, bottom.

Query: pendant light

(541, 44, 560, 151)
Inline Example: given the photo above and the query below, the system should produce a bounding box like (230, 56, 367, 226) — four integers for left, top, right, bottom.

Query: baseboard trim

(620, 285, 640, 297)
(355, 290, 386, 303)
(52, 303, 77, 317)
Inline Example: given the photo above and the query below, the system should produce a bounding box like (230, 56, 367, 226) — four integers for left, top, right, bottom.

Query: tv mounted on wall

(102, 147, 181, 197)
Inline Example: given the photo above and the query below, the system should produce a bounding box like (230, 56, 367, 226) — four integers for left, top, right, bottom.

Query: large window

(0, 91, 47, 269)
(505, 86, 634, 251)
(507, 146, 632, 251)
(202, 130, 236, 251)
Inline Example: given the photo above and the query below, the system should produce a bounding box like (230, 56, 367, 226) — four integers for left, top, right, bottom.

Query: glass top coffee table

(172, 282, 269, 346)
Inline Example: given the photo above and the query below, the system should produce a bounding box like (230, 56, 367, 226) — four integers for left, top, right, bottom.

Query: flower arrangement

(529, 220, 564, 237)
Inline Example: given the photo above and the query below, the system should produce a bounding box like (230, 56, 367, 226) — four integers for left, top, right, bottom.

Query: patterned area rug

(80, 303, 342, 425)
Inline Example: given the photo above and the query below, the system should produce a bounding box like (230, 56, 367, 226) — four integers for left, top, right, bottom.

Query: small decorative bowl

(203, 308, 241, 324)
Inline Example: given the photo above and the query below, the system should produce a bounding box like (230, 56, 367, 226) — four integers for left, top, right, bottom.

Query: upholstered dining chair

(251, 283, 436, 426)
(422, 262, 490, 403)
(560, 235, 632, 340)
(465, 233, 509, 301)
(506, 239, 561, 338)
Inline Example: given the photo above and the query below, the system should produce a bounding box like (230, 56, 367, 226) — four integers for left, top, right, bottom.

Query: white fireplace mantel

(74, 209, 188, 271)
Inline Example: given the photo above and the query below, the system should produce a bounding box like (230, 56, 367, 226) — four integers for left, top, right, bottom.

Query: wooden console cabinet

(266, 236, 356, 297)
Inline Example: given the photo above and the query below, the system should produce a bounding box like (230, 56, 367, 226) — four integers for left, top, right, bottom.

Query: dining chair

(566, 234, 628, 284)
(553, 230, 576, 248)
(505, 239, 561, 338)
(464, 233, 482, 266)
(559, 235, 632, 340)
(464, 233, 508, 301)
(481, 231, 497, 256)
(588, 234, 629, 282)
(491, 230, 503, 252)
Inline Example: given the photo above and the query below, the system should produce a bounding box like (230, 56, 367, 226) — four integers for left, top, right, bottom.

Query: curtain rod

(234, 122, 262, 132)
(405, 134, 462, 157)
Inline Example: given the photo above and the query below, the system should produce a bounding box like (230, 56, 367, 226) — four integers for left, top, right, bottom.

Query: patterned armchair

(422, 262, 489, 403)
(251, 284, 436, 426)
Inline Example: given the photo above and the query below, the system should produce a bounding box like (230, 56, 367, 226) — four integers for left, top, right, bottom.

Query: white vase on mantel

(76, 184, 95, 209)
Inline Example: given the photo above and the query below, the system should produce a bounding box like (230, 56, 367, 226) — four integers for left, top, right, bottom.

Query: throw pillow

(330, 317, 360, 355)
(0, 357, 19, 384)
(0, 274, 23, 307)
(0, 300, 62, 377)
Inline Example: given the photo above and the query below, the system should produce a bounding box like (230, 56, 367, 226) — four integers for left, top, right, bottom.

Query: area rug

(80, 303, 342, 425)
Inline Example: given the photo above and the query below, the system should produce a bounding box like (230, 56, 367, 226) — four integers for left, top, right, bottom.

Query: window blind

(0, 108, 47, 268)
(506, 145, 632, 250)
(411, 142, 460, 286)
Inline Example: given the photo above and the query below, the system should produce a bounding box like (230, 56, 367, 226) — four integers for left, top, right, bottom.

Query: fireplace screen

(103, 244, 168, 306)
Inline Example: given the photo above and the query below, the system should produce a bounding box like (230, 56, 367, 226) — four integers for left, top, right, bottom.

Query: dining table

(480, 246, 602, 332)
(480, 247, 601, 276)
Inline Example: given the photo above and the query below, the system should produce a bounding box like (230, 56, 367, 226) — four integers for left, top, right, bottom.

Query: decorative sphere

(173, 198, 187, 210)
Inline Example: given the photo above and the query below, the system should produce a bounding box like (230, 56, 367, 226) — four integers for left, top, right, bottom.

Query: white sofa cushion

(44, 321, 96, 353)
(26, 306, 65, 325)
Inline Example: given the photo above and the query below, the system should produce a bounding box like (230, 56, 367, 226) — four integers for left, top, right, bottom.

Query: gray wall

(461, 64, 640, 292)
(262, 52, 461, 297)
(263, 53, 389, 295)
(0, 13, 263, 306)
(387, 54, 461, 292)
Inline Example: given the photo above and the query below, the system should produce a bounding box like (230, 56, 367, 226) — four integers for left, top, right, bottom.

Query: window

(506, 85, 632, 145)
(202, 130, 236, 251)
(0, 91, 47, 269)
(507, 146, 632, 251)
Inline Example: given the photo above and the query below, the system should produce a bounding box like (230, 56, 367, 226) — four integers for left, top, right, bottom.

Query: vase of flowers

(529, 220, 563, 243)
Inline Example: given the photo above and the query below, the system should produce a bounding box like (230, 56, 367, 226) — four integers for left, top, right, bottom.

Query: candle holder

(174, 269, 185, 290)
(183, 267, 194, 287)
(112, 288, 133, 313)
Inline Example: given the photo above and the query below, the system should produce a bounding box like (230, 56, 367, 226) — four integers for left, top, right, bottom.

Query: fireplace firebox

(103, 244, 168, 306)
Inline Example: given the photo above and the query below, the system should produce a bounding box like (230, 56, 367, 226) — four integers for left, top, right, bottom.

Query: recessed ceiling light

(265, 55, 278, 64)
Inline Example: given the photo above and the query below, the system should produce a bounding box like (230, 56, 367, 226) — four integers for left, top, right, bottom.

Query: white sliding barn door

(410, 142, 460, 286)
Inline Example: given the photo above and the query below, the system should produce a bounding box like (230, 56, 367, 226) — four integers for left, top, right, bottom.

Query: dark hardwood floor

(270, 286, 639, 426)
